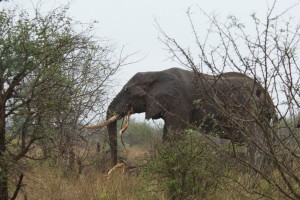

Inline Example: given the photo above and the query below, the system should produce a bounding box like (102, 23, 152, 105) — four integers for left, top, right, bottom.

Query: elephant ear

(145, 72, 183, 119)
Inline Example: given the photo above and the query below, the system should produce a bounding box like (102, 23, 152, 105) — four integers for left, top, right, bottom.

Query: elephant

(91, 67, 277, 166)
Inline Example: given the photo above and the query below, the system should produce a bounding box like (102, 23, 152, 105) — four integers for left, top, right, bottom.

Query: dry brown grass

(14, 145, 291, 200)
(16, 146, 159, 200)
(17, 164, 161, 200)
(16, 165, 283, 200)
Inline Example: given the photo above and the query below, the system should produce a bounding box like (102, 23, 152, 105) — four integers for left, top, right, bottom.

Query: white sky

(3, 0, 300, 83)
(2, 0, 300, 121)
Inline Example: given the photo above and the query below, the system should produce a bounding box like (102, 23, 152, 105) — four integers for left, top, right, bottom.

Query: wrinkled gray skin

(107, 68, 276, 165)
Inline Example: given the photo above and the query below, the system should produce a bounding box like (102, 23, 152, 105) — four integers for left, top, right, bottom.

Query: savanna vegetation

(1, 1, 300, 200)
(16, 122, 300, 200)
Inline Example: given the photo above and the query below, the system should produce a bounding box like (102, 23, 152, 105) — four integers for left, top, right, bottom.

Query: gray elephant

(90, 68, 276, 165)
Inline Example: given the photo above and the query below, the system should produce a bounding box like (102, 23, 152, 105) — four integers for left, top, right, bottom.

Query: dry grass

(17, 164, 160, 200)
(16, 146, 159, 200)
(17, 165, 278, 200)
(14, 145, 292, 200)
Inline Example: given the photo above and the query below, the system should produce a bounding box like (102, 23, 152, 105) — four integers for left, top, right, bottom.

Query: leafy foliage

(142, 130, 230, 200)
(0, 4, 121, 199)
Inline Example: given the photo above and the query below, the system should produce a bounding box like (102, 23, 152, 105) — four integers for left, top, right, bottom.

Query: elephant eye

(124, 88, 128, 92)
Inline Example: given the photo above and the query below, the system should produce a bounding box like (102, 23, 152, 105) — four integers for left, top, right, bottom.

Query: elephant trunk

(107, 121, 118, 166)
(107, 106, 134, 166)
(106, 99, 124, 166)
(107, 110, 118, 166)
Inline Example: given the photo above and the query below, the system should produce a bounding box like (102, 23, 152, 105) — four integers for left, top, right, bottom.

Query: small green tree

(143, 130, 229, 200)
(0, 4, 121, 199)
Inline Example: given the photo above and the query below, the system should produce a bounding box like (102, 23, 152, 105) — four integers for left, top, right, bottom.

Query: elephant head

(107, 71, 186, 118)
(106, 69, 192, 165)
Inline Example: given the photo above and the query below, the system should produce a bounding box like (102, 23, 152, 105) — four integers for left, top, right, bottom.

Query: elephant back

(191, 71, 276, 142)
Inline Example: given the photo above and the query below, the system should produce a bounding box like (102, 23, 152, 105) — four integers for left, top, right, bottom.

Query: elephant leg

(247, 145, 259, 176)
(247, 145, 273, 176)
(247, 145, 255, 165)
(259, 128, 276, 173)
(163, 115, 189, 141)
(162, 124, 168, 141)
(260, 152, 273, 174)
(162, 124, 181, 141)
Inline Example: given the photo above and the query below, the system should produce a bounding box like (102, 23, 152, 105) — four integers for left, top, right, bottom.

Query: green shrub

(141, 130, 230, 200)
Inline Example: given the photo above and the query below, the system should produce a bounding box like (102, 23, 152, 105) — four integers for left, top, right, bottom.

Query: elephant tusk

(85, 114, 120, 129)
(119, 108, 133, 150)
(119, 108, 133, 135)
(119, 115, 130, 135)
